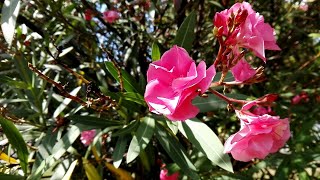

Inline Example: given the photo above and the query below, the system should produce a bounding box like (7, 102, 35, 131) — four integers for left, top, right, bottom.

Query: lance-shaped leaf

(1, 0, 21, 46)
(0, 117, 29, 174)
(126, 117, 155, 163)
(105, 61, 142, 94)
(151, 42, 161, 61)
(155, 122, 199, 179)
(112, 135, 129, 168)
(173, 11, 196, 52)
(178, 119, 233, 172)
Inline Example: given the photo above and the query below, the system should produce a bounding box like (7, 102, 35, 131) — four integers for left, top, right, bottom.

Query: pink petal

(231, 59, 256, 82)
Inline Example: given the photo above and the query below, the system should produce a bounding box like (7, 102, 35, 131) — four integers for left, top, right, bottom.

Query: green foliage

(173, 11, 197, 52)
(0, 117, 28, 174)
(0, 0, 319, 179)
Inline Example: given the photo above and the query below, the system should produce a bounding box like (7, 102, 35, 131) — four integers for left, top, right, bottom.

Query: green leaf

(126, 117, 155, 163)
(178, 119, 233, 172)
(151, 42, 161, 61)
(0, 173, 24, 180)
(166, 120, 179, 135)
(105, 61, 142, 94)
(193, 94, 248, 112)
(112, 135, 129, 168)
(53, 87, 81, 118)
(51, 125, 81, 159)
(122, 92, 146, 106)
(0, 75, 29, 89)
(155, 122, 199, 179)
(173, 11, 196, 52)
(112, 120, 140, 137)
(1, 0, 21, 46)
(193, 94, 227, 112)
(0, 117, 29, 174)
(83, 158, 102, 180)
(69, 115, 124, 128)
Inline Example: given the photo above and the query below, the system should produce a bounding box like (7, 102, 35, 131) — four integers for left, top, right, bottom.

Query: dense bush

(0, 0, 319, 179)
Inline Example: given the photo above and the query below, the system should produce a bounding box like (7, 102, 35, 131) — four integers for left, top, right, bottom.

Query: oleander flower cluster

(144, 1, 290, 162)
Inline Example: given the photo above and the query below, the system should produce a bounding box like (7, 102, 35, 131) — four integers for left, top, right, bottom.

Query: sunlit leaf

(105, 162, 133, 180)
(61, 159, 78, 180)
(155, 122, 199, 179)
(122, 92, 146, 106)
(83, 158, 102, 180)
(1, 0, 21, 46)
(126, 117, 155, 163)
(51, 125, 81, 159)
(53, 86, 81, 118)
(178, 119, 233, 172)
(113, 135, 129, 168)
(0, 152, 18, 164)
(0, 117, 29, 174)
(173, 11, 196, 52)
(151, 42, 161, 61)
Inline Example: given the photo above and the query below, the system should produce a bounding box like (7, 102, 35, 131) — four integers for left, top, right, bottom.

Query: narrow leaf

(105, 162, 133, 180)
(105, 61, 142, 94)
(0, 152, 18, 164)
(122, 92, 146, 106)
(69, 115, 124, 128)
(112, 120, 140, 137)
(62, 159, 78, 180)
(126, 117, 155, 163)
(0, 116, 29, 174)
(1, 0, 21, 46)
(151, 42, 161, 61)
(192, 94, 227, 112)
(83, 158, 102, 180)
(178, 119, 233, 172)
(0, 173, 24, 180)
(155, 122, 199, 179)
(53, 86, 81, 118)
(51, 125, 81, 159)
(112, 135, 129, 168)
(173, 11, 196, 52)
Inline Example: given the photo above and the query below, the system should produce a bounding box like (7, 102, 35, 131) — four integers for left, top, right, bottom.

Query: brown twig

(28, 63, 87, 106)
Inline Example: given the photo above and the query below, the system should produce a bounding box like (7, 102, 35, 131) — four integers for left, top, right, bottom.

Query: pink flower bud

(80, 129, 96, 146)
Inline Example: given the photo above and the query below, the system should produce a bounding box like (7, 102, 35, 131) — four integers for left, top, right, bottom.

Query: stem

(208, 88, 250, 105)
(213, 36, 225, 67)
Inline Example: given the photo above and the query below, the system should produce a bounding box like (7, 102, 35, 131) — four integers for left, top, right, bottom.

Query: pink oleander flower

(291, 91, 309, 105)
(80, 129, 96, 146)
(103, 10, 120, 23)
(144, 45, 216, 121)
(298, 4, 308, 12)
(160, 169, 179, 180)
(231, 58, 256, 82)
(224, 101, 290, 162)
(214, 1, 280, 61)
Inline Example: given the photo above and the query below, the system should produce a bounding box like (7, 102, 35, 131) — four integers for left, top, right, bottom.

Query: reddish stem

(208, 88, 250, 105)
